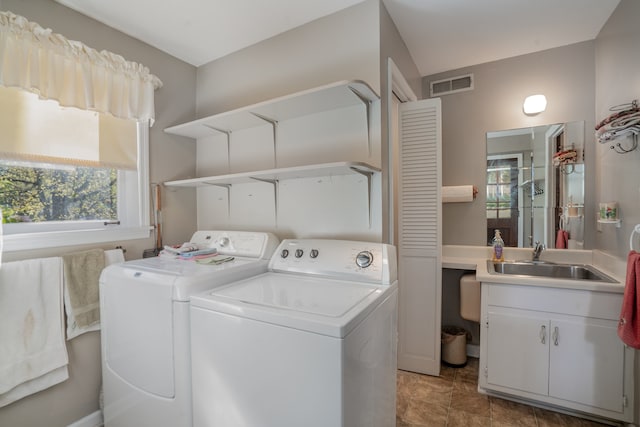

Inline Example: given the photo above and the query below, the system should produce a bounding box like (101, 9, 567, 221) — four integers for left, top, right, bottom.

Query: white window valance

(0, 11, 162, 125)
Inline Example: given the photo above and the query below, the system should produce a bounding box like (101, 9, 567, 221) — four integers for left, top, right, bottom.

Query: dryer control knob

(310, 249, 319, 258)
(281, 249, 289, 258)
(218, 237, 230, 247)
(295, 249, 304, 258)
(356, 251, 374, 268)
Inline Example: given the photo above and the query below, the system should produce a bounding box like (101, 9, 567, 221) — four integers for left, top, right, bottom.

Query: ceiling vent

(430, 73, 473, 97)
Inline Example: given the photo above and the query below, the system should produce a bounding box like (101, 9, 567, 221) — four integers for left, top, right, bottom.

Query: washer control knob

(281, 249, 289, 258)
(295, 249, 304, 258)
(310, 249, 319, 259)
(356, 251, 374, 268)
(218, 237, 230, 247)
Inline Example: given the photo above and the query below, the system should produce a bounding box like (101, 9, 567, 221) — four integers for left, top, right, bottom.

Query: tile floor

(396, 358, 615, 427)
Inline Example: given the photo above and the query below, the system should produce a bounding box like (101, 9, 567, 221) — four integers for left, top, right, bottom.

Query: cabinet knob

(553, 326, 559, 346)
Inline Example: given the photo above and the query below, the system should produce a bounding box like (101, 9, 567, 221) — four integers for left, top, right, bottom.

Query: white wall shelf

(164, 80, 380, 233)
(597, 219, 622, 228)
(165, 162, 380, 227)
(164, 161, 378, 187)
(164, 80, 379, 159)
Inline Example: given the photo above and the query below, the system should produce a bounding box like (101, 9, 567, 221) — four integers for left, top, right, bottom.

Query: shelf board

(597, 219, 621, 227)
(164, 161, 380, 188)
(164, 80, 379, 139)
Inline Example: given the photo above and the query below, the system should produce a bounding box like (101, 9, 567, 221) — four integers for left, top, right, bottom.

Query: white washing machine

(99, 230, 279, 427)
(190, 239, 398, 427)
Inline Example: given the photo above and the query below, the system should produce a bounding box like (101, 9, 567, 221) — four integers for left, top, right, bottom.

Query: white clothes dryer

(99, 231, 279, 427)
(190, 239, 398, 427)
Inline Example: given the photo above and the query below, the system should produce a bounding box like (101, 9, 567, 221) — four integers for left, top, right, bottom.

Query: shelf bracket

(250, 177, 279, 227)
(349, 86, 373, 157)
(350, 166, 374, 228)
(251, 112, 279, 168)
(205, 183, 232, 218)
(203, 125, 232, 173)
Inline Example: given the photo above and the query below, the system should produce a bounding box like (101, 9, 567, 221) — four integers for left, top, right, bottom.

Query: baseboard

(67, 410, 103, 427)
(466, 343, 480, 358)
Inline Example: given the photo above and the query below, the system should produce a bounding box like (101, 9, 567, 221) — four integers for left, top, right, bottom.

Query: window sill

(2, 226, 152, 253)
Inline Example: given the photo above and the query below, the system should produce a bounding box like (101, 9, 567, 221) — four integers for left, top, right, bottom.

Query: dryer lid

(105, 256, 268, 301)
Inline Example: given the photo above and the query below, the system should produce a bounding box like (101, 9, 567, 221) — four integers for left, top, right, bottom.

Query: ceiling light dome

(523, 94, 547, 115)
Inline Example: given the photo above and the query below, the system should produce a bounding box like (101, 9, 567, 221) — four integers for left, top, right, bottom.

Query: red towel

(618, 250, 640, 348)
(555, 230, 568, 249)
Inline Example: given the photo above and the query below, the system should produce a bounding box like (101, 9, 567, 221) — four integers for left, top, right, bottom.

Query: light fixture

(523, 94, 547, 115)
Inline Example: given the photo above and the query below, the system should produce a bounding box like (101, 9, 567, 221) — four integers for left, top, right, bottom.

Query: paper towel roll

(442, 185, 475, 203)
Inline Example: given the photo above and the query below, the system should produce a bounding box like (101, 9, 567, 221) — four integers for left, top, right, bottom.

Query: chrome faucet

(532, 241, 545, 262)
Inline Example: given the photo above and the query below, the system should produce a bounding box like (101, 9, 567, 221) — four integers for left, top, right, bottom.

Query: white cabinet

(486, 308, 549, 396)
(548, 317, 625, 412)
(480, 283, 634, 423)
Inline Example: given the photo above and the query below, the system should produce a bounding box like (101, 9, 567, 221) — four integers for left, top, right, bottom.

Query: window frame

(2, 124, 151, 252)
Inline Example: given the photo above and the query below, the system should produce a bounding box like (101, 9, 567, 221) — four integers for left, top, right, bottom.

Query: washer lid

(212, 273, 377, 317)
(192, 272, 395, 337)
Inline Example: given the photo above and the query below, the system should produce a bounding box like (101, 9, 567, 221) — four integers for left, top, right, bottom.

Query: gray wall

(190, 0, 395, 244)
(191, 0, 423, 245)
(379, 1, 422, 243)
(594, 2, 640, 421)
(0, 1, 196, 425)
(594, 0, 640, 260)
(423, 42, 596, 248)
(195, 0, 381, 117)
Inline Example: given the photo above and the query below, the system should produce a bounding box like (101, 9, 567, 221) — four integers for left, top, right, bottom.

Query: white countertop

(442, 245, 626, 293)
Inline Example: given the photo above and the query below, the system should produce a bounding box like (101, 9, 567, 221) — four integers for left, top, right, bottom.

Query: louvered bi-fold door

(397, 98, 442, 375)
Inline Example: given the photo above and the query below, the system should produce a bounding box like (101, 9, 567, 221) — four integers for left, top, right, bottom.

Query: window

(486, 161, 515, 220)
(486, 156, 520, 247)
(1, 162, 116, 223)
(0, 87, 150, 252)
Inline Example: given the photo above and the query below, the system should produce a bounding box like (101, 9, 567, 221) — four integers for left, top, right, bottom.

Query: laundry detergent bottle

(492, 229, 505, 262)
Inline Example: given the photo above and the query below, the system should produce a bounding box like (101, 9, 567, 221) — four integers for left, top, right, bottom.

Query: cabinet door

(549, 317, 625, 413)
(487, 308, 549, 396)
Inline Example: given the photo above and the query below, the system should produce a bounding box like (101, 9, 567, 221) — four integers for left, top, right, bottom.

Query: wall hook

(610, 133, 638, 154)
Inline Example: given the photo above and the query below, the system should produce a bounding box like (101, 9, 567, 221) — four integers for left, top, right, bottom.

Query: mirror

(486, 121, 585, 249)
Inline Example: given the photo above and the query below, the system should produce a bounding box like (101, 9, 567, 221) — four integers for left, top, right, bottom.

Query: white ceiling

(55, 0, 620, 77)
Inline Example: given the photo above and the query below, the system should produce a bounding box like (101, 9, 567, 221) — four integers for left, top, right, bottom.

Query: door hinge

(623, 395, 628, 407)
(484, 366, 488, 378)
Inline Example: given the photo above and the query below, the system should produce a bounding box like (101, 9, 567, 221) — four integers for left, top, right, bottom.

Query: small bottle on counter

(492, 229, 505, 262)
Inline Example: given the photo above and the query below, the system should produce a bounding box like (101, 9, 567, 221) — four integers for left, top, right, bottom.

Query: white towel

(0, 257, 68, 407)
(64, 248, 125, 340)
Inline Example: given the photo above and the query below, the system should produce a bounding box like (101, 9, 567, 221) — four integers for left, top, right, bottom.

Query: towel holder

(630, 224, 640, 251)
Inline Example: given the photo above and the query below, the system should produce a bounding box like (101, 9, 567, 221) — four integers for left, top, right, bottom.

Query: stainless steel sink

(487, 260, 617, 282)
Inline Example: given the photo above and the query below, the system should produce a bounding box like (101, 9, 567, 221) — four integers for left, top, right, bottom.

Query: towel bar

(630, 224, 640, 251)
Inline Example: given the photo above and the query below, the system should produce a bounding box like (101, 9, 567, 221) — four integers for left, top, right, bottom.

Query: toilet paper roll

(442, 185, 475, 203)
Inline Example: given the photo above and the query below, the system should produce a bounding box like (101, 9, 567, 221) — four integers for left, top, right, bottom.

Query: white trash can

(441, 325, 468, 367)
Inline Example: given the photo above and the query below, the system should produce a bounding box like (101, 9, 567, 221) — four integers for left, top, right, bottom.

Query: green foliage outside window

(0, 162, 117, 223)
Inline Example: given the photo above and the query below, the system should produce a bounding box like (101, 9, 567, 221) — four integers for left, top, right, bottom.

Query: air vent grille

(430, 73, 473, 97)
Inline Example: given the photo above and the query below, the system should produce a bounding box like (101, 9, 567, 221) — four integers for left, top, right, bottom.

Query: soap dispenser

(492, 229, 505, 262)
